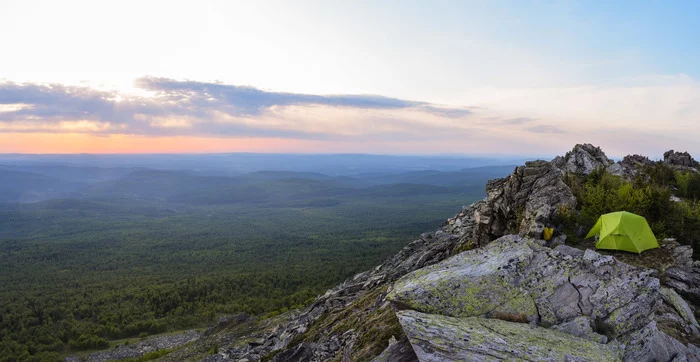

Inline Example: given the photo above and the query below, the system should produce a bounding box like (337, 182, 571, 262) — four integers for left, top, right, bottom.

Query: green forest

(0, 168, 492, 361)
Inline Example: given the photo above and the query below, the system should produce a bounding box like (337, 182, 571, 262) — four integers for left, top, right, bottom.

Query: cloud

(3, 75, 699, 156)
(0, 78, 474, 140)
(419, 105, 472, 118)
(501, 117, 536, 125)
(477, 117, 536, 126)
(526, 125, 565, 134)
(134, 77, 445, 116)
(0, 83, 116, 121)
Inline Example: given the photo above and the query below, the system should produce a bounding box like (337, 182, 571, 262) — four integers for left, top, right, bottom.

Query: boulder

(608, 154, 653, 180)
(552, 143, 614, 175)
(470, 160, 576, 245)
(552, 316, 607, 343)
(664, 267, 700, 306)
(656, 288, 700, 342)
(660, 287, 700, 331)
(664, 150, 699, 168)
(397, 310, 623, 361)
(387, 235, 660, 339)
(443, 202, 481, 238)
(371, 337, 418, 362)
(388, 235, 538, 321)
(270, 342, 315, 362)
(663, 242, 700, 305)
(619, 320, 693, 362)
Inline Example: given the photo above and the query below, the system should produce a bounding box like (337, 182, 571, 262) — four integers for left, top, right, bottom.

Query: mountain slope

(159, 144, 700, 362)
(0, 168, 83, 203)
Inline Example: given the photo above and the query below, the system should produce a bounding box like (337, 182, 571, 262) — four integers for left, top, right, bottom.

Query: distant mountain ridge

(0, 163, 516, 204)
(0, 153, 527, 175)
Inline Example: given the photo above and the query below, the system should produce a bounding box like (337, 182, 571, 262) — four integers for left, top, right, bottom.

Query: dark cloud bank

(0, 77, 474, 138)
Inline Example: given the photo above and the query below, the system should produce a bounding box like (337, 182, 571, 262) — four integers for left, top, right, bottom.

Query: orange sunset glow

(0, 133, 339, 154)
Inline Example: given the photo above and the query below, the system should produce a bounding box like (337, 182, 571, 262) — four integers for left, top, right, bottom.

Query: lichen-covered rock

(663, 244, 700, 305)
(552, 143, 614, 175)
(665, 267, 700, 304)
(388, 235, 538, 321)
(619, 320, 692, 362)
(387, 235, 660, 340)
(443, 201, 481, 238)
(660, 287, 700, 332)
(397, 310, 623, 361)
(552, 316, 608, 343)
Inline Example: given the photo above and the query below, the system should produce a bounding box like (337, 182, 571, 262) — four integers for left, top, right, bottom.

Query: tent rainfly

(585, 211, 659, 254)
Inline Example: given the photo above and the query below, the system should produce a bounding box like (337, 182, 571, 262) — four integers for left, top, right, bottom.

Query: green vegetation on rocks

(561, 164, 700, 253)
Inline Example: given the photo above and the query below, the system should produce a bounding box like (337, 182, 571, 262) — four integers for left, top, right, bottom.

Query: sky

(0, 0, 699, 158)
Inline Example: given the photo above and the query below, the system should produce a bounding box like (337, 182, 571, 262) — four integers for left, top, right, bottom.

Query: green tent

(585, 211, 659, 254)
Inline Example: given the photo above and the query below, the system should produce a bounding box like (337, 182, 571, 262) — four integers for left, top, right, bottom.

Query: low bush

(562, 166, 700, 254)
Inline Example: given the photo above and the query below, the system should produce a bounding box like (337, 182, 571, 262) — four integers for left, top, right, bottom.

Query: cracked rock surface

(608, 154, 654, 180)
(552, 143, 613, 175)
(664, 150, 700, 169)
(455, 160, 576, 246)
(398, 310, 624, 361)
(388, 235, 698, 361)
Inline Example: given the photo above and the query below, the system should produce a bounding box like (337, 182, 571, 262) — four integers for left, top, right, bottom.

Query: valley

(0, 156, 513, 361)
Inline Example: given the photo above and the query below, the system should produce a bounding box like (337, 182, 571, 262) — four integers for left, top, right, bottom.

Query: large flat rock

(397, 310, 623, 361)
(387, 235, 659, 339)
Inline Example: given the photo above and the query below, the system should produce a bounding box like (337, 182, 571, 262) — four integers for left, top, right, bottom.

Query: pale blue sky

(0, 0, 698, 156)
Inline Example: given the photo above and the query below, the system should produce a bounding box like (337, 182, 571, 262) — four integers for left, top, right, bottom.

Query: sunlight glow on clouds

(0, 75, 699, 157)
(0, 104, 32, 113)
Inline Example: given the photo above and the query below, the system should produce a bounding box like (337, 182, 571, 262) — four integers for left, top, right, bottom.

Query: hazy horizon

(0, 147, 683, 162)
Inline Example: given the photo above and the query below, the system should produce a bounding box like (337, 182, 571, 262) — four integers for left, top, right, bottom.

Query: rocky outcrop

(388, 236, 658, 333)
(446, 161, 576, 246)
(659, 287, 700, 338)
(397, 310, 624, 361)
(166, 143, 700, 362)
(371, 337, 418, 362)
(388, 235, 698, 361)
(552, 143, 614, 175)
(665, 266, 700, 306)
(270, 343, 315, 362)
(663, 241, 700, 305)
(552, 315, 608, 343)
(664, 150, 699, 169)
(619, 320, 693, 362)
(608, 154, 653, 180)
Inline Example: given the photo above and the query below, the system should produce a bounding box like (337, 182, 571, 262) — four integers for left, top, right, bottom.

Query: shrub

(68, 333, 109, 350)
(640, 162, 676, 187)
(562, 166, 700, 255)
(575, 172, 668, 228)
(666, 200, 700, 252)
(676, 171, 700, 200)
